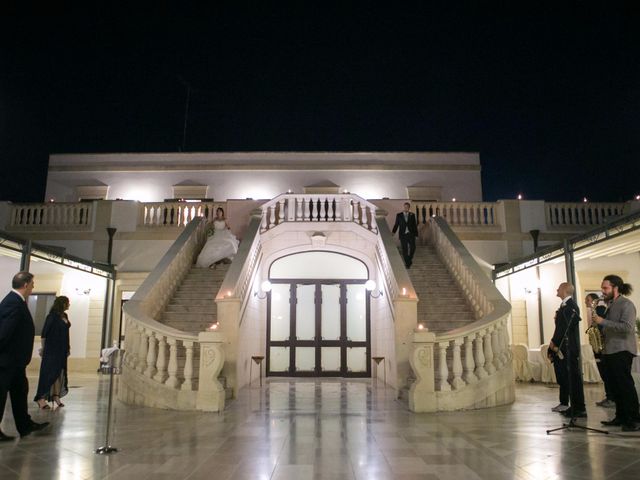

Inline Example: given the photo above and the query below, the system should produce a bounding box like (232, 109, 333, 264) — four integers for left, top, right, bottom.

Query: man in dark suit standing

(548, 282, 586, 418)
(0, 272, 49, 440)
(392, 202, 419, 268)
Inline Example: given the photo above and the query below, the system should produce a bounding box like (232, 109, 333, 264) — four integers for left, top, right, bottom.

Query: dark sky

(1, 5, 639, 202)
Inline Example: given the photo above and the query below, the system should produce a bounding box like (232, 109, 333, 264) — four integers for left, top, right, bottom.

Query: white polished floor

(1, 374, 639, 480)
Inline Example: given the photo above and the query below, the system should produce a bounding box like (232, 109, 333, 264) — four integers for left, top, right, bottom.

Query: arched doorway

(266, 251, 371, 377)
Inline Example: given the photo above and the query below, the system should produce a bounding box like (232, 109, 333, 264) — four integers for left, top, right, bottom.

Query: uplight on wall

(365, 280, 383, 298)
(254, 280, 272, 299)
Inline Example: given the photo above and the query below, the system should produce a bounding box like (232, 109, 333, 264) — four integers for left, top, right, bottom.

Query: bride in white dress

(196, 208, 239, 268)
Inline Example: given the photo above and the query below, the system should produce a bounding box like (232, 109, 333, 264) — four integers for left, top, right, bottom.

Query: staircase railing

(8, 202, 94, 230)
(259, 193, 378, 233)
(121, 217, 227, 411)
(409, 217, 513, 412)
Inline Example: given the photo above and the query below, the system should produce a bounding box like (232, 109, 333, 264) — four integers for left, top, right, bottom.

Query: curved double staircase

(119, 195, 513, 412)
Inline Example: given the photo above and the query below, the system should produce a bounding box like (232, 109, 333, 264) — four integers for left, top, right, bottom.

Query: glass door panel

(347, 347, 367, 372)
(295, 347, 316, 372)
(270, 347, 290, 372)
(295, 284, 316, 341)
(270, 284, 290, 341)
(346, 284, 367, 342)
(321, 284, 341, 340)
(321, 347, 341, 372)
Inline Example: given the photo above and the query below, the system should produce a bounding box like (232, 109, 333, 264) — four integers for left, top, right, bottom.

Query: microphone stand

(546, 306, 608, 435)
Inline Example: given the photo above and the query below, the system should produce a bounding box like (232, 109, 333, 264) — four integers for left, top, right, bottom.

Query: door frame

(266, 278, 371, 378)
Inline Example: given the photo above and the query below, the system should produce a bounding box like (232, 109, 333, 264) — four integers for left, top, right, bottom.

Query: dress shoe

(621, 423, 640, 432)
(551, 403, 570, 412)
(595, 398, 616, 408)
(601, 418, 622, 426)
(20, 421, 50, 437)
(0, 430, 15, 442)
(561, 409, 587, 418)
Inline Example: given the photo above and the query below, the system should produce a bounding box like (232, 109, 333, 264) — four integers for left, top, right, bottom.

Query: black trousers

(603, 351, 640, 424)
(0, 366, 32, 435)
(552, 350, 585, 410)
(594, 352, 614, 400)
(399, 233, 416, 266)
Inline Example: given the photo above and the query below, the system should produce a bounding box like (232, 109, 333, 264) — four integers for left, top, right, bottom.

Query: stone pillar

(408, 329, 437, 412)
(196, 331, 227, 412)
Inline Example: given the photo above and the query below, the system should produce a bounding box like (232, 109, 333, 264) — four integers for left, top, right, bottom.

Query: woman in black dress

(34, 296, 71, 409)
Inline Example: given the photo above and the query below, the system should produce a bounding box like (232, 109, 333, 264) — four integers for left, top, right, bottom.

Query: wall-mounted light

(417, 323, 427, 330)
(452, 197, 456, 202)
(208, 322, 219, 330)
(75, 288, 91, 296)
(365, 280, 383, 298)
(286, 189, 293, 194)
(517, 194, 523, 200)
(254, 280, 272, 299)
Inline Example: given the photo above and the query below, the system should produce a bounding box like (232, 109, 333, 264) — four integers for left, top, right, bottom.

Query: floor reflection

(0, 375, 638, 479)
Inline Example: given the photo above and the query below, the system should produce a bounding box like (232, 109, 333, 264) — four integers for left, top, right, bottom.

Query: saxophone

(585, 298, 605, 354)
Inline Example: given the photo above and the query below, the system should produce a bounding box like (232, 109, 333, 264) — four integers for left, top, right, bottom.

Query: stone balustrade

(120, 217, 227, 411)
(409, 217, 513, 412)
(413, 201, 498, 227)
(259, 194, 378, 233)
(8, 202, 93, 230)
(546, 202, 624, 228)
(139, 201, 226, 227)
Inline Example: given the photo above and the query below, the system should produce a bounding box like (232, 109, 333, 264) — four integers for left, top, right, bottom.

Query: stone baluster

(473, 332, 488, 379)
(500, 320, 511, 363)
(483, 328, 496, 374)
(334, 197, 342, 221)
(450, 338, 465, 389)
(491, 327, 502, 370)
(145, 332, 157, 378)
(353, 201, 360, 225)
(370, 213, 378, 233)
(342, 197, 352, 221)
(182, 341, 195, 391)
(269, 205, 276, 228)
(327, 196, 335, 221)
(462, 335, 477, 384)
(137, 327, 148, 373)
(166, 338, 180, 388)
(304, 198, 311, 221)
(296, 197, 303, 220)
(361, 203, 368, 229)
(261, 208, 268, 231)
(286, 197, 295, 221)
(319, 196, 326, 221)
(437, 342, 451, 391)
(153, 335, 168, 383)
(278, 198, 285, 225)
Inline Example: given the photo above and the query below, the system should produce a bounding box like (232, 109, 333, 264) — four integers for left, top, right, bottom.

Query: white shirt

(560, 295, 572, 307)
(11, 289, 26, 302)
(403, 212, 409, 234)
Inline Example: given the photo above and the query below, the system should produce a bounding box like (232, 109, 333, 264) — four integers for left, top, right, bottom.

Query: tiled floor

(1, 374, 639, 479)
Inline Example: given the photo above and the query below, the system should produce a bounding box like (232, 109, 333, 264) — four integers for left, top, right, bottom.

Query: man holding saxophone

(593, 275, 640, 432)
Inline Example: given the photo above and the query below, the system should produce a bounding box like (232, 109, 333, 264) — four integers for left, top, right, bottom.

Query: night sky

(1, 6, 639, 203)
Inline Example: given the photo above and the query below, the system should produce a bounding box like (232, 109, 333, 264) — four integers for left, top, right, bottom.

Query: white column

(437, 342, 451, 391)
(182, 341, 194, 391)
(145, 332, 157, 378)
(153, 335, 168, 383)
(166, 338, 180, 388)
(474, 332, 488, 379)
(450, 338, 465, 389)
(462, 335, 477, 384)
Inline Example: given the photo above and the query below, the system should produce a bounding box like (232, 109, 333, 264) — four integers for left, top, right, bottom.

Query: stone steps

(407, 243, 477, 334)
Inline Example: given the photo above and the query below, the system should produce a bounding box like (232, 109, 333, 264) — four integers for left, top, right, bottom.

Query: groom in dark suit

(0, 272, 49, 440)
(392, 202, 419, 268)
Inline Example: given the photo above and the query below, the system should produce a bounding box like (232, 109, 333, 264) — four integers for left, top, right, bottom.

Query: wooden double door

(266, 280, 371, 377)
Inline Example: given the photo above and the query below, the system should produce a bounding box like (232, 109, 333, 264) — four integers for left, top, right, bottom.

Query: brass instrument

(585, 297, 605, 354)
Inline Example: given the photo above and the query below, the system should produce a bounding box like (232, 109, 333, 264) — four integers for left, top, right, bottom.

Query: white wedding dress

(195, 220, 239, 268)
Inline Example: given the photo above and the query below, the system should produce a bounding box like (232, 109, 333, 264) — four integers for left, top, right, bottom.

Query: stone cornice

(49, 151, 481, 172)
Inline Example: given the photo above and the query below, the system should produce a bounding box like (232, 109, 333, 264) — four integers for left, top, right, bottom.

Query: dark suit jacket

(392, 211, 418, 237)
(0, 291, 35, 369)
(550, 297, 581, 354)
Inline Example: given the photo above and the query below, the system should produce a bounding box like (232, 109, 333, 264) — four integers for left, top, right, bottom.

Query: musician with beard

(548, 282, 586, 418)
(593, 275, 640, 432)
